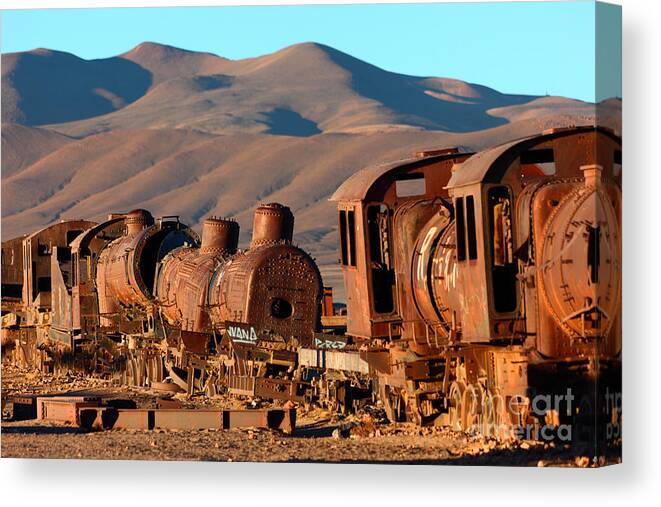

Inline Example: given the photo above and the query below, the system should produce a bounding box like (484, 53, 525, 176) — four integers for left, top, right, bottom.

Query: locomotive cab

(331, 148, 471, 340)
(446, 181, 522, 342)
(447, 126, 622, 352)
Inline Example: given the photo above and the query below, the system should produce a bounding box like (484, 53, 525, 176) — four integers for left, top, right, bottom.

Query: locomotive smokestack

(250, 203, 294, 248)
(200, 217, 239, 255)
(581, 164, 603, 188)
(125, 209, 154, 235)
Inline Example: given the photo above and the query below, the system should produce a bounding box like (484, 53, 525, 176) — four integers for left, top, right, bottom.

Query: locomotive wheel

(381, 385, 405, 423)
(403, 391, 423, 425)
(146, 356, 164, 385)
(481, 391, 498, 439)
(463, 384, 483, 434)
(448, 381, 466, 431)
(125, 358, 137, 386)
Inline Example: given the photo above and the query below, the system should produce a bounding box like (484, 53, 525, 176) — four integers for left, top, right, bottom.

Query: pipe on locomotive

(250, 202, 294, 248)
(200, 217, 239, 255)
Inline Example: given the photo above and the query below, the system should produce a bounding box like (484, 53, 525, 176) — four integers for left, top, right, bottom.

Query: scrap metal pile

(1, 126, 621, 451)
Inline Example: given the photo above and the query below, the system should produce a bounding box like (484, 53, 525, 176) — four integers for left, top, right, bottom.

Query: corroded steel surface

(78, 407, 296, 432)
(210, 243, 323, 345)
(154, 218, 237, 332)
(21, 220, 96, 317)
(155, 247, 229, 332)
(250, 203, 294, 248)
(96, 216, 198, 313)
(200, 217, 239, 254)
(1, 235, 25, 303)
(332, 148, 470, 341)
(447, 126, 621, 188)
(331, 125, 621, 433)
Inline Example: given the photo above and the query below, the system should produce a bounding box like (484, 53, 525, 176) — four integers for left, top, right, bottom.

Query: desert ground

(1, 365, 619, 466)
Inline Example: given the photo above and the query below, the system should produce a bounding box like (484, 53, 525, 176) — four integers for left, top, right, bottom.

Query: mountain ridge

(2, 41, 599, 137)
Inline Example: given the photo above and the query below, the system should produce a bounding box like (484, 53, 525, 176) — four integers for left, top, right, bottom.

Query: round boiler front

(537, 180, 621, 354)
(209, 243, 322, 344)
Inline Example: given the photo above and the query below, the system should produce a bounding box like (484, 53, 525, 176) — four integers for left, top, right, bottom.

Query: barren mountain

(3, 42, 603, 137)
(1, 42, 619, 298)
(1, 124, 72, 178)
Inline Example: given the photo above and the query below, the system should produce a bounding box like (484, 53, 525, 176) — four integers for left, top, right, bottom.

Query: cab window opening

(395, 174, 426, 197)
(520, 148, 556, 176)
(466, 196, 478, 260)
(488, 186, 517, 313)
(66, 230, 83, 245)
(455, 197, 466, 261)
(339, 210, 348, 265)
(367, 204, 394, 314)
(347, 210, 356, 267)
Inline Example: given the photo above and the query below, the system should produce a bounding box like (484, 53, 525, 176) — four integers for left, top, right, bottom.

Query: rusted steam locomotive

(2, 203, 324, 402)
(331, 125, 621, 444)
(1, 126, 621, 445)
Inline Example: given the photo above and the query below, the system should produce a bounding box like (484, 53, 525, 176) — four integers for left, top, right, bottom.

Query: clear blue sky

(1, 1, 621, 102)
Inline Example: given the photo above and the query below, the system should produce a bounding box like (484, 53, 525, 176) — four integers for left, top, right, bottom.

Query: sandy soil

(1, 366, 620, 466)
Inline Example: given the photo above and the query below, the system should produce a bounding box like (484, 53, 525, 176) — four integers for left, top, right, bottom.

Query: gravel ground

(1, 366, 621, 466)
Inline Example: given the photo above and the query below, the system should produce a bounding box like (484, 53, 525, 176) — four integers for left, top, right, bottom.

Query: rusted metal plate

(180, 330, 210, 354)
(1, 395, 37, 421)
(37, 396, 102, 424)
(299, 348, 369, 374)
(224, 408, 295, 433)
(253, 377, 307, 403)
(156, 398, 183, 409)
(114, 409, 151, 429)
(154, 409, 222, 430)
(151, 381, 185, 394)
(227, 375, 307, 403)
(78, 407, 296, 432)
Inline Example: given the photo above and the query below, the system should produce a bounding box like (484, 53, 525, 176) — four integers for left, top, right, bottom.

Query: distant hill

(0, 42, 620, 299)
(2, 42, 613, 137)
(1, 124, 72, 178)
